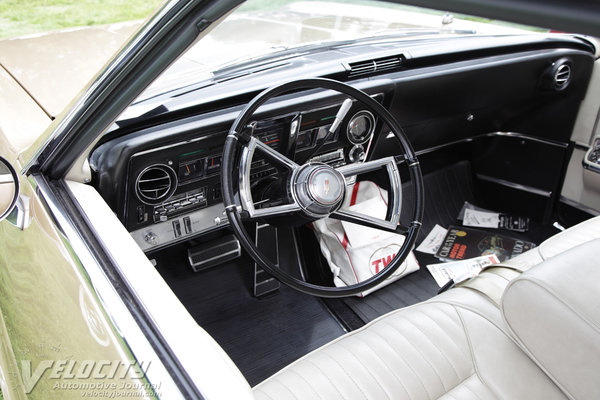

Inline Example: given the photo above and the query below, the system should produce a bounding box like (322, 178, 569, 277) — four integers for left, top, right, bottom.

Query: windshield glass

(137, 0, 541, 103)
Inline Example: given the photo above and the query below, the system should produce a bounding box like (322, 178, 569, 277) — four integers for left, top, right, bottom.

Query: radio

(152, 187, 207, 223)
(310, 148, 346, 167)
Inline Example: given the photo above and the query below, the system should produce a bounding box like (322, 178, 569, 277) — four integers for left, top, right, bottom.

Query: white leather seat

(505, 215, 600, 269)
(253, 217, 600, 400)
(454, 215, 600, 305)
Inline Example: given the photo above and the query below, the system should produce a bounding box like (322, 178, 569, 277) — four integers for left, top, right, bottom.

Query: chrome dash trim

(475, 173, 552, 197)
(401, 131, 569, 160)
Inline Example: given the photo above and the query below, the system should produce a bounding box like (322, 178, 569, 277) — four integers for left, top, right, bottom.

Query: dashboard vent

(347, 55, 404, 78)
(554, 63, 571, 89)
(136, 165, 176, 205)
(540, 58, 572, 91)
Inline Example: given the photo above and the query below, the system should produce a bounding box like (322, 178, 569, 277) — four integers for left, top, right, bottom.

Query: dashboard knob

(349, 145, 366, 163)
(144, 232, 159, 245)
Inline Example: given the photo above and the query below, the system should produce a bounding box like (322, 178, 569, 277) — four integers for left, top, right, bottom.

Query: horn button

(293, 164, 346, 217)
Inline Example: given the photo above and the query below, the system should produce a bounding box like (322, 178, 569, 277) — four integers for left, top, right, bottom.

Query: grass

(0, 0, 163, 39)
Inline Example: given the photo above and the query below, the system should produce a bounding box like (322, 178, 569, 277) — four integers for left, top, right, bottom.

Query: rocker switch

(183, 216, 192, 234)
(172, 220, 182, 238)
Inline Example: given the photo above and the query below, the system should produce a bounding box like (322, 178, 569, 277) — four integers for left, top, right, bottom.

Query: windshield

(136, 0, 540, 103)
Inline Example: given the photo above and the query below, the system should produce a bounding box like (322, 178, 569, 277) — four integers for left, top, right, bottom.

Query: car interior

(73, 3, 600, 397)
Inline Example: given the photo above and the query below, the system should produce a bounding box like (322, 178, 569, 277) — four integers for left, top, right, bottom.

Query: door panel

(561, 57, 600, 214)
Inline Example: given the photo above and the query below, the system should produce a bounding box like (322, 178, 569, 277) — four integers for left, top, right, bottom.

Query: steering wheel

(221, 78, 423, 297)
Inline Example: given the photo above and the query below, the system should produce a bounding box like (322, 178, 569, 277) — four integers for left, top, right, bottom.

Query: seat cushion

(502, 239, 600, 400)
(253, 300, 565, 400)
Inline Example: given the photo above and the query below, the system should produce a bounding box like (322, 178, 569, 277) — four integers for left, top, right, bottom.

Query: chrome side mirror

(0, 156, 20, 222)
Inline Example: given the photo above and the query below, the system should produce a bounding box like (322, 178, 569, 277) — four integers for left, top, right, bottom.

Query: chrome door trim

(560, 195, 600, 216)
(33, 175, 192, 400)
(62, 178, 253, 399)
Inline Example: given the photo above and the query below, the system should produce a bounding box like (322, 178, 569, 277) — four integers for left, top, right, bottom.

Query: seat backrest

(502, 238, 600, 400)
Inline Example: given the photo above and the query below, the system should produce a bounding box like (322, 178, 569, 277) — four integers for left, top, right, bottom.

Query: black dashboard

(92, 91, 386, 251)
(89, 34, 595, 253)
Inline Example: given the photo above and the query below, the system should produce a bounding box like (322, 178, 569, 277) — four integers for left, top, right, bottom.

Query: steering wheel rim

(222, 78, 424, 298)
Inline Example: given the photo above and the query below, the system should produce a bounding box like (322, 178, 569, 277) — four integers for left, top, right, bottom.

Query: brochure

(427, 254, 500, 287)
(416, 224, 448, 254)
(458, 201, 530, 232)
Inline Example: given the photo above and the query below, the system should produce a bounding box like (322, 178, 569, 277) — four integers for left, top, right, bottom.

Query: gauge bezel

(346, 110, 375, 145)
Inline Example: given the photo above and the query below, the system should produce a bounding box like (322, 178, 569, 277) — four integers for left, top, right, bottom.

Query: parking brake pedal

(254, 223, 280, 297)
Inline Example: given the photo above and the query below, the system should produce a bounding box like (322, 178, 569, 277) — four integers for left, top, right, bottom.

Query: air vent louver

(540, 58, 572, 91)
(554, 63, 571, 89)
(136, 165, 176, 205)
(347, 55, 404, 78)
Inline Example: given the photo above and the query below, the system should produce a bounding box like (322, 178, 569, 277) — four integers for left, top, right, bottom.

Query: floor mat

(340, 160, 559, 323)
(153, 248, 345, 387)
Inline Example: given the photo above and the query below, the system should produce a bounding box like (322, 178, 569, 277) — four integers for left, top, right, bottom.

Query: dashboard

(89, 34, 595, 254)
(93, 96, 382, 252)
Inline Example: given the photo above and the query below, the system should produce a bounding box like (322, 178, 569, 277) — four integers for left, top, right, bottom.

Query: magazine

(435, 225, 535, 262)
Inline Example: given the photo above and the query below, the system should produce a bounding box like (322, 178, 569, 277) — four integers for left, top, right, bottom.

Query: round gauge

(347, 110, 375, 144)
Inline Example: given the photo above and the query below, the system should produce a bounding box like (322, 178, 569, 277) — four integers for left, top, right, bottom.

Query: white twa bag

(312, 181, 419, 297)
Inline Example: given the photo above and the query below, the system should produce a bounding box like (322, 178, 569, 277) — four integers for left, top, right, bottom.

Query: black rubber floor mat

(153, 248, 345, 387)
(400, 160, 476, 243)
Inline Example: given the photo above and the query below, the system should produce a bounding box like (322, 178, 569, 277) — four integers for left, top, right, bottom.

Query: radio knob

(144, 232, 159, 245)
(348, 145, 366, 163)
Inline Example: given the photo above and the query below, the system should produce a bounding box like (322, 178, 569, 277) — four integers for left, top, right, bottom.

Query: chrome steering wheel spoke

(251, 136, 299, 171)
(335, 156, 402, 228)
(330, 210, 409, 234)
(239, 136, 301, 219)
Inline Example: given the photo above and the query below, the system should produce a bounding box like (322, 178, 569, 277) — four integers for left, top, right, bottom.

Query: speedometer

(347, 110, 375, 144)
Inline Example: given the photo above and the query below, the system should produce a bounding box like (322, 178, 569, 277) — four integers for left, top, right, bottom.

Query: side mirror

(0, 156, 20, 222)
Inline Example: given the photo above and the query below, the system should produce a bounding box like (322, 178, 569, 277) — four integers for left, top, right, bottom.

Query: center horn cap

(293, 164, 346, 216)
